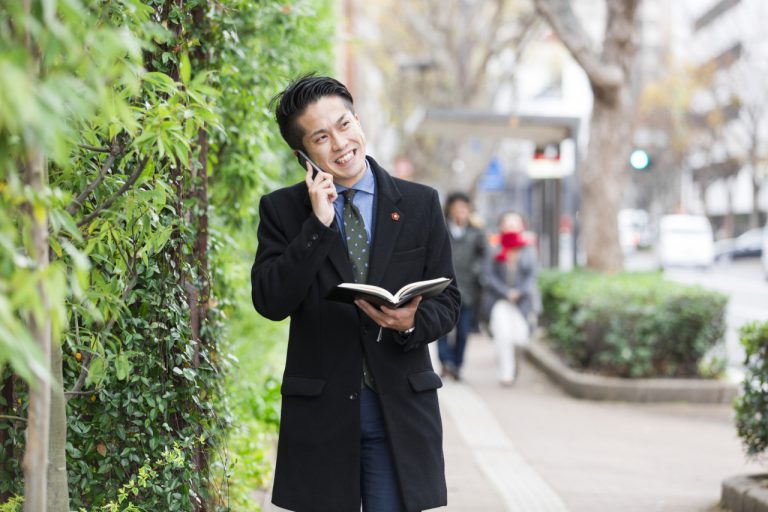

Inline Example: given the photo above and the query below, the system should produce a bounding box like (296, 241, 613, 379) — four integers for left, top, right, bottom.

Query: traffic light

(629, 149, 651, 171)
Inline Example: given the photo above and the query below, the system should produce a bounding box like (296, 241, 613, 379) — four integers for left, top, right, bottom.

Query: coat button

(311, 233, 319, 240)
(306, 241, 313, 248)
(349, 392, 358, 400)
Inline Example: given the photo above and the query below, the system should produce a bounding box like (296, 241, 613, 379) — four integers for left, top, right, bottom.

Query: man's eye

(342, 121, 350, 127)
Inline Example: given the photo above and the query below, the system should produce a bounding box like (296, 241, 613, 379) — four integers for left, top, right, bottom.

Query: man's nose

(330, 131, 346, 151)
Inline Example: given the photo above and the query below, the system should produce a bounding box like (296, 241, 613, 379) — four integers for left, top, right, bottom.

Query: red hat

(495, 231, 528, 262)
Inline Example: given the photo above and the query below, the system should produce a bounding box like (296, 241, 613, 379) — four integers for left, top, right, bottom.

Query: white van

(656, 214, 715, 270)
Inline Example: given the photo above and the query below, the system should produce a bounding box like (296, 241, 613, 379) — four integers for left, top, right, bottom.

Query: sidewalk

(436, 333, 763, 512)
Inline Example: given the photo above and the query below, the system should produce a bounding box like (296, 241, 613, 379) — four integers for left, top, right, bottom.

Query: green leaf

(115, 352, 131, 381)
(179, 52, 191, 85)
(86, 356, 106, 387)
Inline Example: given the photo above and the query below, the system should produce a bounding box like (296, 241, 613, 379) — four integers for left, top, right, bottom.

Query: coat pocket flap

(281, 376, 326, 397)
(407, 370, 443, 392)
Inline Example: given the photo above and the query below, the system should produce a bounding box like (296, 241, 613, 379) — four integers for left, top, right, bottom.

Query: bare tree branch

(0, 415, 27, 423)
(76, 156, 149, 228)
(467, 8, 541, 101)
(464, 0, 506, 101)
(66, 140, 123, 215)
(63, 390, 98, 398)
(533, 0, 624, 89)
(77, 144, 111, 153)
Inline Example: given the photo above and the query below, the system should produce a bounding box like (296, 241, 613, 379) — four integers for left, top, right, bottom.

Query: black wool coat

(251, 157, 461, 512)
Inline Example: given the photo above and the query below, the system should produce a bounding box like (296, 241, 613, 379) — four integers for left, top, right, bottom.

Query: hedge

(0, 0, 334, 510)
(735, 320, 768, 462)
(538, 270, 728, 379)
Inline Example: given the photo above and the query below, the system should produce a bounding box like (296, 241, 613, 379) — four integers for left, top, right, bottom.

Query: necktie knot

(343, 188, 357, 203)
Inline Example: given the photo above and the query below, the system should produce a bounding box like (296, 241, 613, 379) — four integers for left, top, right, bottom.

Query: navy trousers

(360, 386, 405, 512)
(437, 305, 474, 373)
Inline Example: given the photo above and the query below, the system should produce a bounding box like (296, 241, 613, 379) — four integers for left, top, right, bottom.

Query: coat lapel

(328, 221, 355, 283)
(367, 158, 403, 287)
(301, 190, 355, 283)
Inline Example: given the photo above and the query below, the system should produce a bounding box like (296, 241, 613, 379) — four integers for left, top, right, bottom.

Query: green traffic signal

(629, 149, 651, 170)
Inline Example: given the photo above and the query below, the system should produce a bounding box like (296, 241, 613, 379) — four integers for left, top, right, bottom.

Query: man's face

(296, 95, 367, 188)
(448, 200, 470, 226)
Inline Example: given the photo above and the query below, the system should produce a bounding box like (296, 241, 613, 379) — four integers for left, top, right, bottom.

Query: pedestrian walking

(481, 212, 540, 386)
(251, 75, 460, 512)
(437, 192, 486, 381)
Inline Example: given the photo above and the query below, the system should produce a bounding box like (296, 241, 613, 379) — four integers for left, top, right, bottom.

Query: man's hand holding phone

(300, 152, 337, 226)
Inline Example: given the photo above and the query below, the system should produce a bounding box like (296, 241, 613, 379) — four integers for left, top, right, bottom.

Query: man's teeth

(336, 151, 354, 164)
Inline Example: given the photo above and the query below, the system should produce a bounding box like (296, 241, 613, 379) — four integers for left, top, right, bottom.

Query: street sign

(527, 139, 575, 179)
(479, 157, 505, 191)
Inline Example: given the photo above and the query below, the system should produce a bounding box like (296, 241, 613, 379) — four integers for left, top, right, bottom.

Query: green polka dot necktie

(342, 189, 370, 283)
(343, 190, 377, 390)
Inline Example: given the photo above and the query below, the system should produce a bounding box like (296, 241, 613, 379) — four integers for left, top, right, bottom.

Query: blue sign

(479, 157, 505, 191)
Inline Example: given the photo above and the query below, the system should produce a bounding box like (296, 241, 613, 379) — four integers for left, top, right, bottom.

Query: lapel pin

(391, 212, 401, 221)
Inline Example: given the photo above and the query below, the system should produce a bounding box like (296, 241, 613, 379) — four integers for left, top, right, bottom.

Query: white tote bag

(489, 299, 530, 346)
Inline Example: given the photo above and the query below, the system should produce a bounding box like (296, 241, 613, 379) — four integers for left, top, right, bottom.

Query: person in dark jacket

(437, 192, 486, 381)
(251, 75, 460, 512)
(481, 211, 540, 386)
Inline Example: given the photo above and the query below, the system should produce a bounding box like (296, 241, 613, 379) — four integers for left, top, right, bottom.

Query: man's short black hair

(271, 74, 355, 150)
(444, 191, 471, 217)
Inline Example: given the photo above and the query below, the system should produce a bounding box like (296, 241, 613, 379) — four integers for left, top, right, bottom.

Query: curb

(721, 474, 768, 512)
(525, 339, 739, 403)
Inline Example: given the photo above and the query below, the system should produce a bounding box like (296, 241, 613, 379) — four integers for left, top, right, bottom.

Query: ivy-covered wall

(0, 0, 334, 510)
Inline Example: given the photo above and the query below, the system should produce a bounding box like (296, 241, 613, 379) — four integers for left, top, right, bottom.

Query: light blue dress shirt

(333, 160, 376, 246)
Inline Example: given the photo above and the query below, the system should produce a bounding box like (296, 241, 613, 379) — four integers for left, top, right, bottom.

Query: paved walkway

(436, 333, 763, 512)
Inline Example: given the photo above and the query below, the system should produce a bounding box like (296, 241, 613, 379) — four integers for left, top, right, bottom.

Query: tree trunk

(533, 0, 640, 272)
(580, 94, 632, 272)
(751, 171, 761, 229)
(47, 342, 69, 512)
(723, 176, 735, 238)
(192, 127, 210, 512)
(0, 373, 16, 502)
(22, 149, 52, 512)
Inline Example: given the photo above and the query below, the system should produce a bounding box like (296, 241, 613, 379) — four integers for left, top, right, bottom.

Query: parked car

(762, 222, 768, 279)
(714, 227, 764, 261)
(713, 238, 735, 262)
(656, 214, 715, 270)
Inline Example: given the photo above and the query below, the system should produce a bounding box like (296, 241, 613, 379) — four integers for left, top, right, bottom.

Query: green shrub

(0, 0, 334, 509)
(0, 496, 22, 512)
(538, 270, 728, 378)
(734, 321, 768, 462)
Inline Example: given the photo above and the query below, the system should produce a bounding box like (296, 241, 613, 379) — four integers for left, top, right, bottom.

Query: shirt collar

(335, 160, 375, 196)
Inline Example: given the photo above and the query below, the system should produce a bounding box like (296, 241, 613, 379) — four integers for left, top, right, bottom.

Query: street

(624, 252, 768, 380)
(436, 333, 762, 512)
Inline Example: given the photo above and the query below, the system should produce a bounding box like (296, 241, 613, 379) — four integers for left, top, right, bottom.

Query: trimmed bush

(735, 321, 768, 462)
(539, 270, 728, 378)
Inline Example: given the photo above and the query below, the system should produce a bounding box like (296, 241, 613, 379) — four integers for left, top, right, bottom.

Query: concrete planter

(525, 339, 738, 404)
(722, 474, 768, 512)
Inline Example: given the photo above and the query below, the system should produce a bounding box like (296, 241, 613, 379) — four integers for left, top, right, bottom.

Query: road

(625, 252, 768, 380)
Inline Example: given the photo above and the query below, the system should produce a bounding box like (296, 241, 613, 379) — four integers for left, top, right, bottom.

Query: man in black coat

(251, 75, 460, 512)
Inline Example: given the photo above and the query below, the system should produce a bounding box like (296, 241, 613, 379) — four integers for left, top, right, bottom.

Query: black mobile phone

(296, 149, 324, 178)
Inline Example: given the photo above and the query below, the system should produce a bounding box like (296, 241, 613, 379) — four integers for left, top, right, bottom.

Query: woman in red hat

(481, 212, 540, 385)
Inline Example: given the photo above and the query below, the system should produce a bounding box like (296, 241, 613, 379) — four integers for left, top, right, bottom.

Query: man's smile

(335, 149, 355, 165)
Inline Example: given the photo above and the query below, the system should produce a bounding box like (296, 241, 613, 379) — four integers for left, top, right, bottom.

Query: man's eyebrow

(308, 127, 327, 138)
(308, 114, 349, 139)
